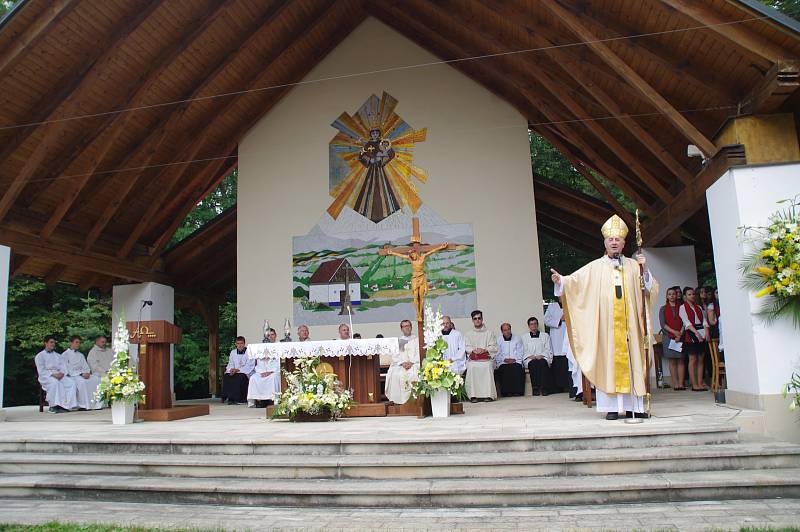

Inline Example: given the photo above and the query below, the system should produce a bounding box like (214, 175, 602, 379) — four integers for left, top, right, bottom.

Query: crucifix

(378, 217, 461, 354)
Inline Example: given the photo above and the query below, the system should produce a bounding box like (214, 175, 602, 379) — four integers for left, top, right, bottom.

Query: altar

(248, 338, 400, 417)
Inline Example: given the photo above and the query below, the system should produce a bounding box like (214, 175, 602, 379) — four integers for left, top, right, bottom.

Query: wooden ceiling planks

(0, 0, 797, 292)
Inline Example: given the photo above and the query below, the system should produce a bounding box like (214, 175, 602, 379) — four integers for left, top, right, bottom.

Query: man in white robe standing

(521, 317, 554, 396)
(222, 336, 254, 405)
(441, 315, 465, 376)
(87, 335, 114, 380)
(35, 335, 77, 413)
(464, 310, 497, 402)
(63, 335, 102, 410)
(545, 303, 584, 401)
(385, 320, 420, 405)
(247, 328, 281, 407)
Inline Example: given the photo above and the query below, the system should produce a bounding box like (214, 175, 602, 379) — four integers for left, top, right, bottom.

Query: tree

(759, 0, 800, 20)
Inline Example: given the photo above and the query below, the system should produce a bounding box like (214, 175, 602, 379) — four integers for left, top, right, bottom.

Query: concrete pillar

(0, 245, 9, 421)
(706, 163, 800, 443)
(112, 282, 175, 397)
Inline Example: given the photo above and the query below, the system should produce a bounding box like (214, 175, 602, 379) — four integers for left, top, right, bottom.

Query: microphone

(141, 300, 153, 307)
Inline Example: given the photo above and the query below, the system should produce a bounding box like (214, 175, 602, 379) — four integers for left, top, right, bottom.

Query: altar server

(35, 335, 78, 413)
(441, 315, 466, 375)
(63, 336, 102, 410)
(464, 310, 497, 402)
(222, 336, 254, 405)
(544, 303, 583, 399)
(248, 328, 280, 407)
(385, 320, 420, 405)
(522, 317, 554, 396)
(495, 323, 525, 397)
(87, 335, 114, 379)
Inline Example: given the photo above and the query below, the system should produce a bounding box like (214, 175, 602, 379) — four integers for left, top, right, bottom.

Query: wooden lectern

(126, 320, 209, 421)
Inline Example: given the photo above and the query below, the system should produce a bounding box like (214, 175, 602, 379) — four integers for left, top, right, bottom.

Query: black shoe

(541, 391, 549, 397)
(574, 392, 583, 402)
(227, 399, 236, 405)
(625, 411, 633, 418)
(469, 398, 478, 403)
(605, 412, 619, 420)
(626, 411, 649, 419)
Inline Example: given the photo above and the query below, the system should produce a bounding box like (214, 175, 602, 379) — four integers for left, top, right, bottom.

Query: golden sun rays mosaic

(327, 92, 428, 224)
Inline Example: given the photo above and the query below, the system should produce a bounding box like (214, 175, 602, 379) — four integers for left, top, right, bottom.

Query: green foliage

(0, 0, 18, 18)
(169, 169, 237, 247)
(759, 0, 800, 20)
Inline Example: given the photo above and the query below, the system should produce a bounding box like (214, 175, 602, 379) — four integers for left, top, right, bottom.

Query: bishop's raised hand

(550, 268, 562, 285)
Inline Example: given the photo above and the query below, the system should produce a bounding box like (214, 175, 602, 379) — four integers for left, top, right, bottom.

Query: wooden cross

(378, 217, 462, 355)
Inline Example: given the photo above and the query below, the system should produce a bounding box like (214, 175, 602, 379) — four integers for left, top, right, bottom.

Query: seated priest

(222, 336, 254, 405)
(441, 315, 466, 376)
(87, 335, 114, 380)
(337, 323, 351, 340)
(494, 323, 525, 397)
(385, 320, 420, 405)
(63, 335, 103, 410)
(297, 325, 310, 342)
(35, 335, 78, 413)
(464, 310, 498, 402)
(247, 328, 280, 408)
(522, 317, 554, 396)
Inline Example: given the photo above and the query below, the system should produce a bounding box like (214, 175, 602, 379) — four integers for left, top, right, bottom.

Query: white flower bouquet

(271, 356, 354, 421)
(94, 318, 146, 405)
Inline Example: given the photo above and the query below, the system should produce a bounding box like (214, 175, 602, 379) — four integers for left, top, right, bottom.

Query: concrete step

(1, 442, 798, 480)
(0, 423, 739, 455)
(1, 469, 799, 507)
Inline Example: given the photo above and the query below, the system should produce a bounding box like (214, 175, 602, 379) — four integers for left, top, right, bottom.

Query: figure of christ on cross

(378, 218, 461, 351)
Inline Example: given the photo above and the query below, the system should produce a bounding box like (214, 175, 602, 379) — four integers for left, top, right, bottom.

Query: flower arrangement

(784, 372, 800, 413)
(94, 318, 146, 405)
(271, 356, 354, 421)
(740, 197, 800, 327)
(411, 304, 465, 399)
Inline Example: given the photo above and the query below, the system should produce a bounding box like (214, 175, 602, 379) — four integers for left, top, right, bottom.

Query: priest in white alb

(551, 215, 658, 420)
(464, 310, 497, 402)
(87, 335, 114, 380)
(247, 328, 281, 407)
(222, 336, 255, 405)
(543, 303, 582, 399)
(63, 335, 103, 410)
(441, 315, 466, 375)
(495, 323, 525, 397)
(35, 335, 78, 413)
(385, 319, 420, 405)
(521, 317, 553, 396)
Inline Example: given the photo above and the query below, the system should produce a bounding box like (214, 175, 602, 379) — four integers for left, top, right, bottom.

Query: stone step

(0, 423, 739, 455)
(1, 469, 798, 507)
(1, 442, 797, 480)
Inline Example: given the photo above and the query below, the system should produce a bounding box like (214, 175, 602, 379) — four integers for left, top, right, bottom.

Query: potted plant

(411, 304, 465, 417)
(271, 356, 354, 421)
(94, 318, 145, 425)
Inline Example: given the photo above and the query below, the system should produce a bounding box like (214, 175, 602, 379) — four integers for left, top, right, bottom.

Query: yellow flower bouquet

(94, 318, 146, 405)
(740, 197, 800, 327)
(411, 304, 466, 399)
(271, 356, 354, 421)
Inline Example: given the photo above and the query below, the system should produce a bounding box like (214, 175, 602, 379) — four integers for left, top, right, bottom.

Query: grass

(0, 524, 223, 532)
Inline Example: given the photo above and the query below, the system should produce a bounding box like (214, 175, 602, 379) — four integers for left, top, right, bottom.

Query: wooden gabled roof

(0, 0, 798, 300)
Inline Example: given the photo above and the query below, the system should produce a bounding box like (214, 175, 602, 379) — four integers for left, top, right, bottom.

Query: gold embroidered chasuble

(559, 255, 659, 396)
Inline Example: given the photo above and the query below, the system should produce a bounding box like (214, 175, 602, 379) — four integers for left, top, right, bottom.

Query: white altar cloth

(248, 338, 400, 360)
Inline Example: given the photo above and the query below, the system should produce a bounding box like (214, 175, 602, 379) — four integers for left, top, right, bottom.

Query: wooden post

(206, 301, 220, 397)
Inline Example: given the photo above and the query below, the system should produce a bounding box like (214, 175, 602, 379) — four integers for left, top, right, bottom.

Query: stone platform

(1, 390, 799, 508)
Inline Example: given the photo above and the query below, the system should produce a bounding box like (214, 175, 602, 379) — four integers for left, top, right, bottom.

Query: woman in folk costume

(679, 286, 710, 392)
(551, 214, 658, 420)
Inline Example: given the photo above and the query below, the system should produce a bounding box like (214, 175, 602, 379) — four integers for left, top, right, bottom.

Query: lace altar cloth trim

(247, 337, 401, 359)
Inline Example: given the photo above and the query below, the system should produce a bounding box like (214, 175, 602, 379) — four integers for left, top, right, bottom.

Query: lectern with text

(127, 320, 209, 421)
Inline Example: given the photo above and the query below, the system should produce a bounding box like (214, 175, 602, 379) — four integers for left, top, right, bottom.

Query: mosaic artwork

(327, 92, 428, 224)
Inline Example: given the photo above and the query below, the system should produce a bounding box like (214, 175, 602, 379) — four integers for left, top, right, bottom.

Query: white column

(112, 283, 175, 397)
(706, 163, 800, 443)
(0, 245, 9, 421)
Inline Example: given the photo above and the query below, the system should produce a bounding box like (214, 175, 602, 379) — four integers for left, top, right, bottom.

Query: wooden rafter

(660, 0, 792, 65)
(10, 254, 30, 278)
(122, 0, 361, 261)
(38, 1, 232, 240)
(537, 215, 598, 256)
(77, 273, 97, 292)
(0, 1, 161, 222)
(81, 0, 293, 253)
(741, 60, 800, 114)
(0, 0, 76, 78)
(163, 210, 236, 271)
(43, 264, 67, 287)
(540, 0, 718, 158)
(645, 144, 747, 245)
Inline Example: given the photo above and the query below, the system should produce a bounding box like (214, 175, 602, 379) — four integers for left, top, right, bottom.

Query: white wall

(0, 245, 9, 412)
(238, 17, 542, 342)
(707, 164, 800, 397)
(112, 282, 175, 394)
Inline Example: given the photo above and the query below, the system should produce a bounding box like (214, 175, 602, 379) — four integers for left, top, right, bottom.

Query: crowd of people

(220, 310, 586, 408)
(658, 285, 722, 392)
(35, 335, 114, 413)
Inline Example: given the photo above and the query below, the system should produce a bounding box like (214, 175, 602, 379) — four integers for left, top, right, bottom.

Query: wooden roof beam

(474, 0, 694, 186)
(81, 0, 294, 253)
(741, 60, 800, 114)
(540, 0, 718, 158)
(537, 203, 605, 241)
(162, 210, 237, 270)
(131, 0, 365, 262)
(660, 0, 792, 65)
(0, 0, 76, 78)
(533, 179, 612, 225)
(77, 273, 97, 293)
(0, 226, 172, 284)
(644, 144, 747, 245)
(0, 1, 161, 223)
(43, 264, 67, 287)
(537, 216, 598, 256)
(38, 0, 233, 240)
(10, 254, 30, 278)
